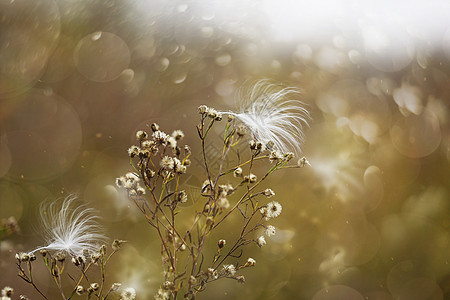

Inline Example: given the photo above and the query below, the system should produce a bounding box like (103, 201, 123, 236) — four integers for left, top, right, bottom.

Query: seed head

(226, 80, 310, 155)
(29, 195, 107, 257)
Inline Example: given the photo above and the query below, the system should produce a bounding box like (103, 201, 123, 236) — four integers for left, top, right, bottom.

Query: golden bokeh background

(0, 0, 449, 299)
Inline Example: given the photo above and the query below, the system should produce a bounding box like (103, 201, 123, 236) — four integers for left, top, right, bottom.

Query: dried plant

(15, 196, 131, 300)
(116, 81, 310, 299)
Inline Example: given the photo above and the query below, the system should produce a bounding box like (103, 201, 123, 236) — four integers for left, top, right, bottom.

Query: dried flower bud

(72, 256, 86, 266)
(236, 275, 246, 284)
(269, 150, 283, 162)
(223, 264, 236, 276)
(40, 249, 47, 257)
(189, 276, 197, 285)
(160, 156, 175, 170)
(136, 130, 148, 140)
(145, 169, 155, 179)
(16, 252, 30, 262)
(89, 283, 99, 292)
(236, 125, 247, 137)
(100, 245, 107, 255)
(112, 239, 126, 251)
(215, 113, 223, 121)
(206, 268, 218, 279)
(167, 136, 177, 149)
(233, 167, 243, 177)
(110, 283, 121, 292)
(184, 145, 191, 155)
(218, 239, 226, 249)
(265, 225, 276, 237)
(244, 173, 257, 183)
(256, 236, 266, 247)
(174, 162, 187, 174)
(216, 197, 230, 210)
(198, 105, 208, 114)
(171, 130, 184, 140)
(91, 253, 102, 264)
(1, 286, 13, 297)
(227, 115, 235, 122)
(201, 180, 212, 194)
(175, 190, 188, 203)
(55, 251, 66, 262)
(298, 156, 310, 167)
(162, 281, 174, 291)
(151, 123, 160, 132)
(127, 146, 140, 158)
(76, 286, 85, 295)
(284, 152, 295, 161)
(138, 149, 150, 159)
(136, 187, 146, 196)
(206, 107, 218, 119)
(246, 257, 256, 267)
(141, 140, 154, 149)
(153, 130, 169, 144)
(263, 188, 275, 198)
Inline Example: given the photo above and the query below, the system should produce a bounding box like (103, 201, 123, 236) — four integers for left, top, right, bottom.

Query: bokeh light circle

(74, 32, 130, 82)
(0, 0, 60, 98)
(387, 260, 436, 297)
(2, 89, 82, 181)
(363, 22, 415, 72)
(390, 109, 441, 158)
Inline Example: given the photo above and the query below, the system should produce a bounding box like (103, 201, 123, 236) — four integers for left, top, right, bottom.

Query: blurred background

(0, 0, 449, 299)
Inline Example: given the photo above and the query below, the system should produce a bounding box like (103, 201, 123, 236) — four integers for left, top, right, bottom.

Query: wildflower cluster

(116, 82, 309, 299)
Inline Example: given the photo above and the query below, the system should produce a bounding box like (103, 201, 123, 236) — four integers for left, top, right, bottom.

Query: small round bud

(233, 167, 243, 177)
(298, 156, 311, 167)
(55, 251, 66, 262)
(110, 283, 121, 292)
(76, 286, 85, 295)
(198, 105, 208, 114)
(136, 130, 148, 140)
(151, 123, 160, 132)
(263, 188, 275, 198)
(112, 239, 126, 251)
(245, 257, 256, 267)
(218, 239, 226, 249)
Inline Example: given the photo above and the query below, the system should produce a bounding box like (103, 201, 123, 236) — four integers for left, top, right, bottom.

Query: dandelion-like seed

(29, 195, 106, 257)
(256, 236, 266, 247)
(226, 80, 310, 155)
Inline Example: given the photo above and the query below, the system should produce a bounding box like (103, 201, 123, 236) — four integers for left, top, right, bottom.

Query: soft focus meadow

(1, 0, 450, 299)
